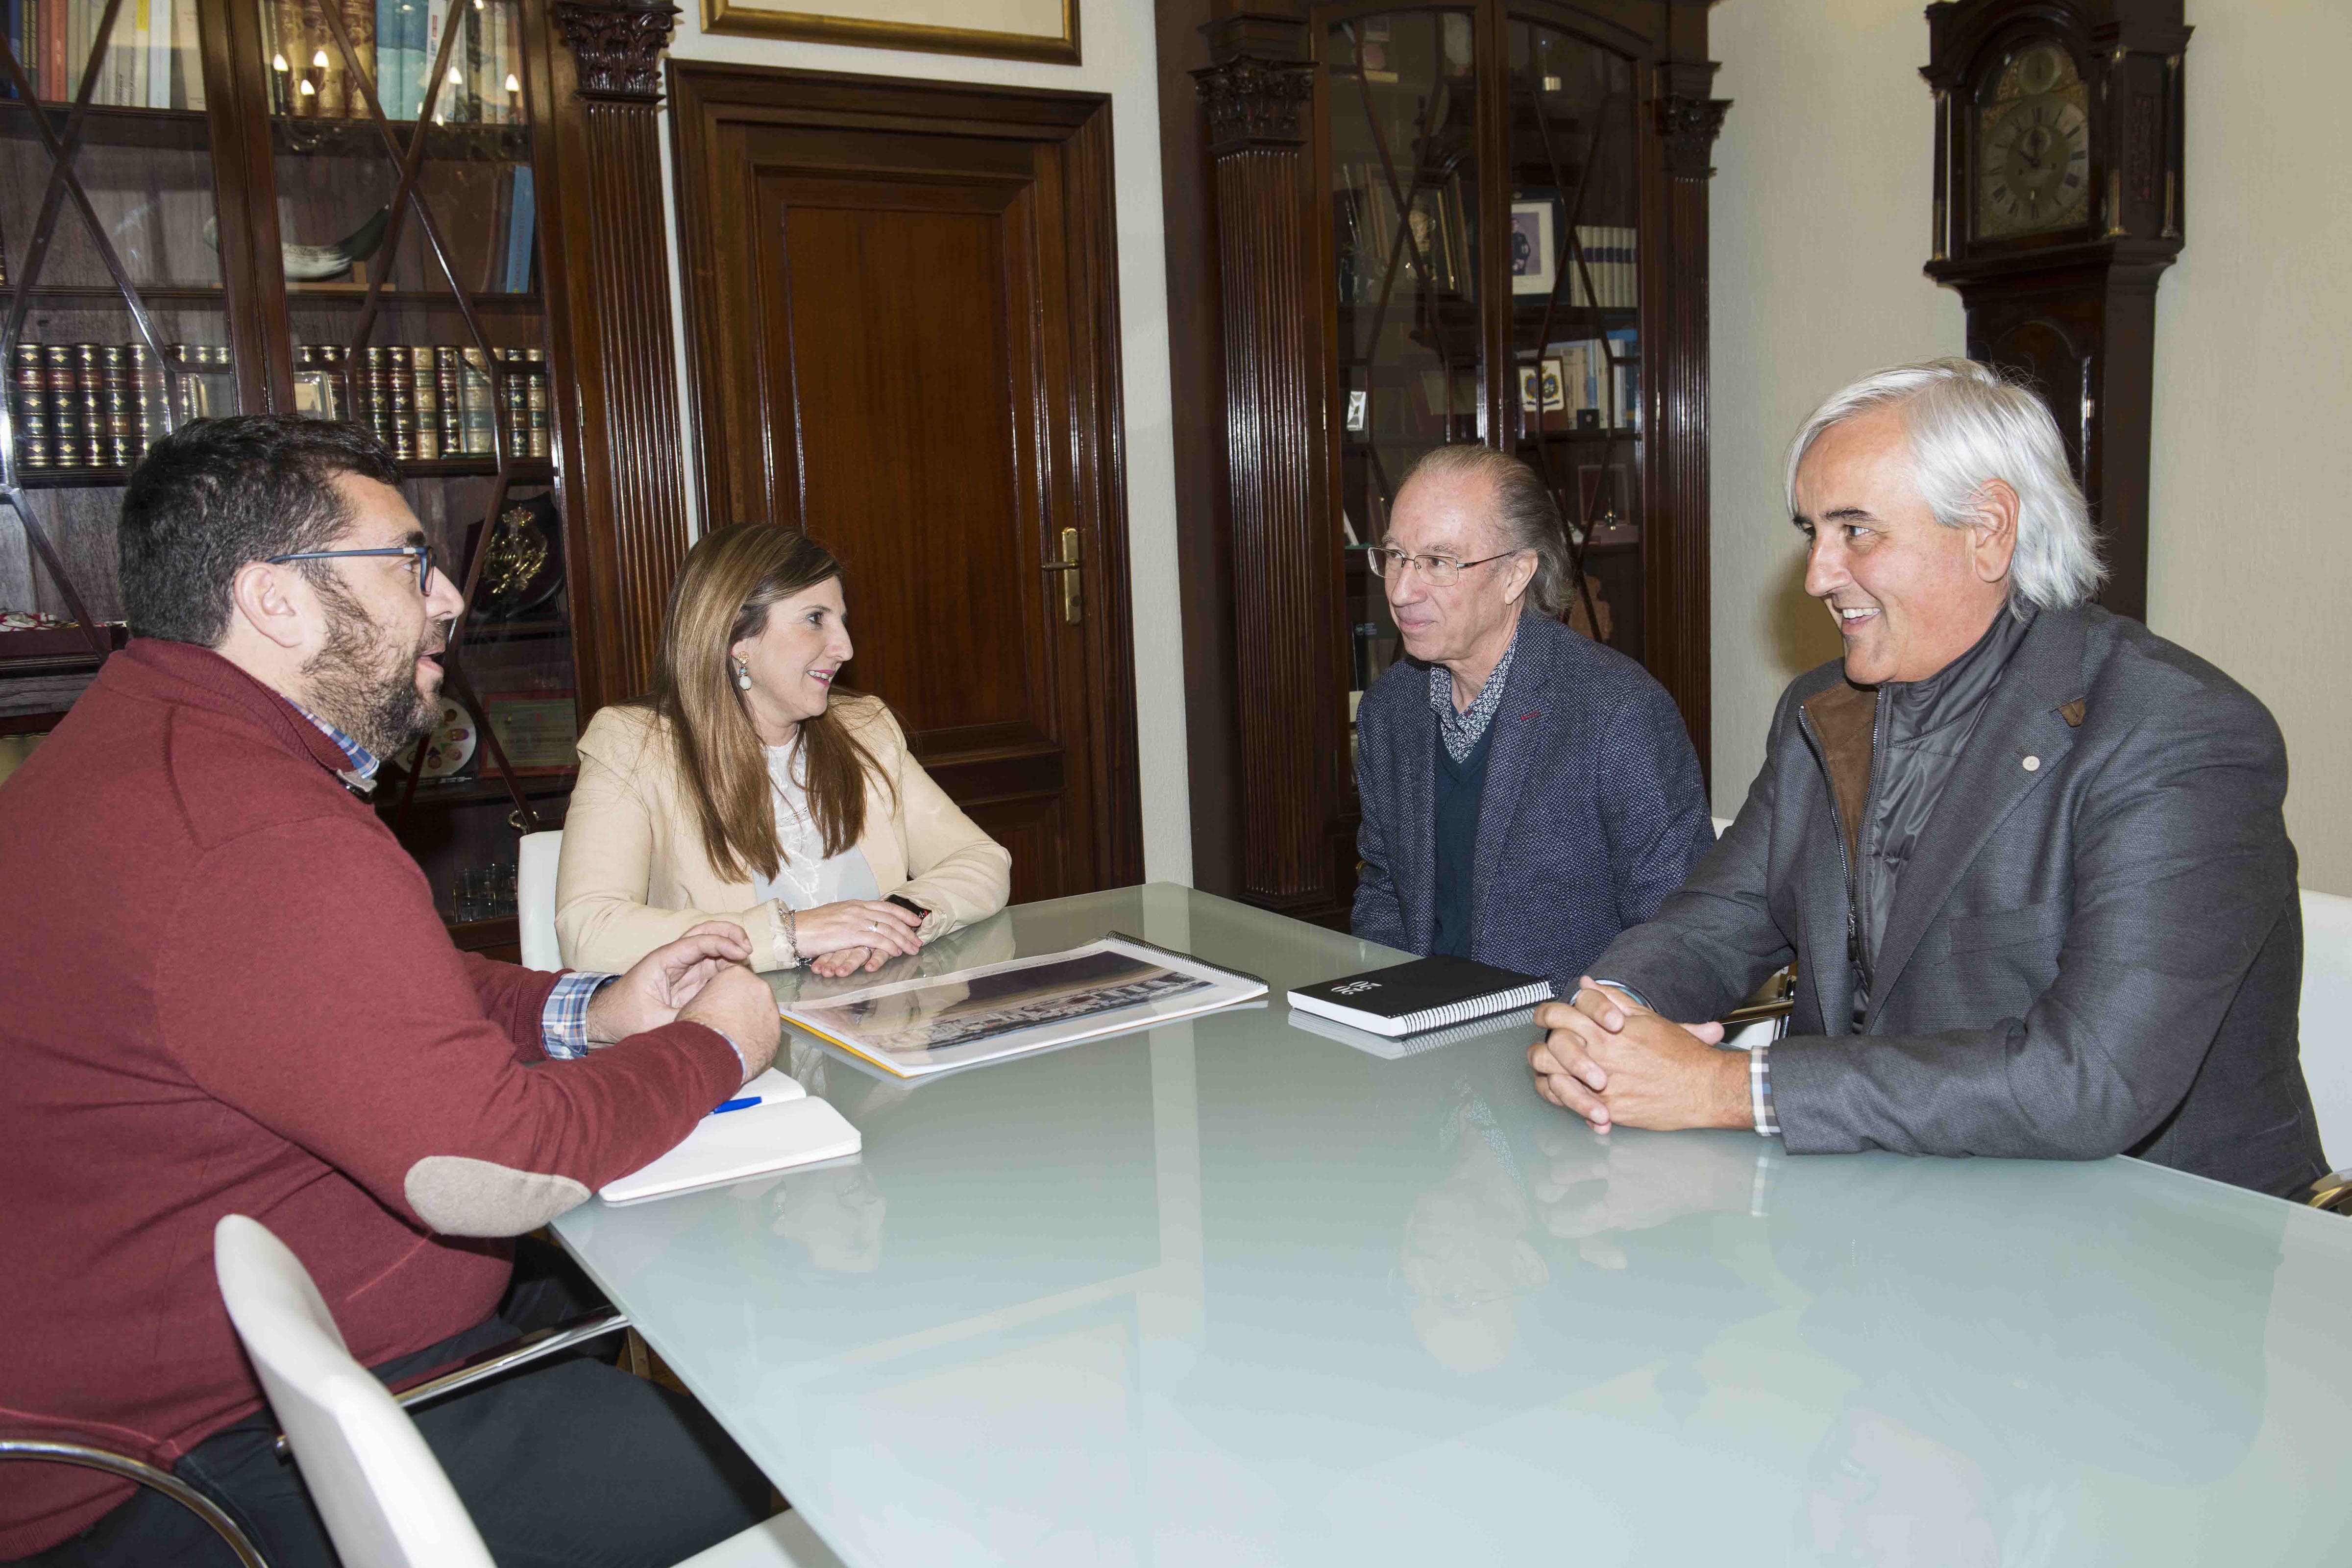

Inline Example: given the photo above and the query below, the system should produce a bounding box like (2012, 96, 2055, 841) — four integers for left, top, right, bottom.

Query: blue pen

(710, 1094, 763, 1116)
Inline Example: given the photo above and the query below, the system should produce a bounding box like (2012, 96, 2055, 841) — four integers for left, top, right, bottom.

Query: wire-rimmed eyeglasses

(266, 543, 441, 595)
(1366, 547, 1521, 587)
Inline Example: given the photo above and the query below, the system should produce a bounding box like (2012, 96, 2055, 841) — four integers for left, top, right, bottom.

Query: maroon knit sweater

(0, 639, 742, 1555)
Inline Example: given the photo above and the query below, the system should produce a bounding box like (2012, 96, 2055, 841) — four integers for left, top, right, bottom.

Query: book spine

(420, 0, 442, 116)
(339, 0, 371, 107)
(71, 342, 101, 466)
(460, 0, 479, 120)
(459, 346, 491, 454)
(323, 345, 350, 422)
(433, 344, 461, 453)
(503, 164, 534, 293)
(523, 345, 546, 457)
(359, 345, 389, 442)
(384, 344, 416, 459)
(125, 343, 160, 454)
(150, 0, 169, 108)
(99, 343, 132, 466)
(12, 343, 50, 468)
(409, 346, 438, 458)
(43, 344, 76, 466)
(496, 347, 525, 456)
(43, 0, 61, 104)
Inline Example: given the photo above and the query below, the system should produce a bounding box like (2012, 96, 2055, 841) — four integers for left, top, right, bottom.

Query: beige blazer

(555, 697, 1012, 974)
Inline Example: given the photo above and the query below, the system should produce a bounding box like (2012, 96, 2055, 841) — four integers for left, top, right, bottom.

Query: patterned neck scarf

(1427, 623, 1519, 764)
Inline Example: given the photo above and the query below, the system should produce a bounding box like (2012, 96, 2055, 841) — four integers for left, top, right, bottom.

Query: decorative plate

(417, 699, 477, 780)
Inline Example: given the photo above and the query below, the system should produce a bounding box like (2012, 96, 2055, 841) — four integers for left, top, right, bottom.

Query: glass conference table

(555, 883, 2352, 1565)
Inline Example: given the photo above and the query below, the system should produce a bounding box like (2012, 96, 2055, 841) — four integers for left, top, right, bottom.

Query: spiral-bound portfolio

(1286, 956, 1553, 1037)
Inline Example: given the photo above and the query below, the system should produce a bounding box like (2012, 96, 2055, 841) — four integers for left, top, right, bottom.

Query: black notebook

(1287, 956, 1554, 1037)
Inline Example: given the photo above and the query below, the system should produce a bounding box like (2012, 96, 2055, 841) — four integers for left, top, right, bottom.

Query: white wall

(1708, 0, 2352, 893)
(1707, 0, 1963, 819)
(659, 0, 1194, 884)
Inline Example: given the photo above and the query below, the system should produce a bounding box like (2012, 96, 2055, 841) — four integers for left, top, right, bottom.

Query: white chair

(517, 829, 564, 972)
(213, 1215, 841, 1568)
(2299, 889, 2352, 1176)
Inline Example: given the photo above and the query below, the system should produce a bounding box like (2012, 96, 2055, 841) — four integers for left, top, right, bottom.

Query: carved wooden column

(536, 0, 693, 713)
(1194, 34, 1337, 914)
(1643, 53, 1727, 783)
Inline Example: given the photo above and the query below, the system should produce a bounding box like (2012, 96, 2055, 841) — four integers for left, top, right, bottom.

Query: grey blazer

(1590, 605, 2327, 1198)
(1353, 611, 1715, 1000)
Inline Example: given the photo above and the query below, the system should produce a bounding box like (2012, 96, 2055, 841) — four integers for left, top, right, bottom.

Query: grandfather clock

(1922, 0, 2189, 621)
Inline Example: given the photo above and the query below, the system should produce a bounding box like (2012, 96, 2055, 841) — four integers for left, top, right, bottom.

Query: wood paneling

(669, 63, 1143, 900)
(540, 0, 698, 713)
(1157, 0, 1242, 899)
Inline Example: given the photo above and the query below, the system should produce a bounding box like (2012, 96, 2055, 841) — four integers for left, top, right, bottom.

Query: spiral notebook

(1286, 956, 1553, 1037)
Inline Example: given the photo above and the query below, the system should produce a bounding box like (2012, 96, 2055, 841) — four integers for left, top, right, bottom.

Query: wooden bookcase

(0, 0, 692, 954)
(1174, 0, 1725, 927)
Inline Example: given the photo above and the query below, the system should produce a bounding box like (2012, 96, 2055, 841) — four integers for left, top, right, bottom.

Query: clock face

(1973, 42, 2092, 241)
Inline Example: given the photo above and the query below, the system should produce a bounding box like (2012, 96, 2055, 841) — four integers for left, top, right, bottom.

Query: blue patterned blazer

(1352, 611, 1715, 997)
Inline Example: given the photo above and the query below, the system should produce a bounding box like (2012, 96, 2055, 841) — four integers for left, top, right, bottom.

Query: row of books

(8, 342, 232, 470)
(1560, 225, 1637, 309)
(1518, 329, 1640, 432)
(261, 0, 523, 123)
(1, 0, 208, 110)
(293, 343, 548, 460)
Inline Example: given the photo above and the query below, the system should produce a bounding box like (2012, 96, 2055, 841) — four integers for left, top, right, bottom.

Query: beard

(300, 586, 447, 759)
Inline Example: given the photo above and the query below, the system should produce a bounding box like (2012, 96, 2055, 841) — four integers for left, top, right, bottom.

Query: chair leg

(625, 1327, 652, 1380)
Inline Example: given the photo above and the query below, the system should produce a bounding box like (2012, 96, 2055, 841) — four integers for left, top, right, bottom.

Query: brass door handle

(1041, 526, 1082, 624)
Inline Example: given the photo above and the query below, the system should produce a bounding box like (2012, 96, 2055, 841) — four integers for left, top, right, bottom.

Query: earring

(734, 659, 752, 691)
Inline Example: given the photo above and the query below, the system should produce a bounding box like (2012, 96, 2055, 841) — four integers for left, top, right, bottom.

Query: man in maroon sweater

(0, 417, 784, 1566)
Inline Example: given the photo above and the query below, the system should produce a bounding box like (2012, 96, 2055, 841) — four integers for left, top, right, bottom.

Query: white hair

(1784, 358, 2105, 615)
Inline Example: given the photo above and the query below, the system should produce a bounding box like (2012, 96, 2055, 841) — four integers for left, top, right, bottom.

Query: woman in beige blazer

(556, 525, 1010, 977)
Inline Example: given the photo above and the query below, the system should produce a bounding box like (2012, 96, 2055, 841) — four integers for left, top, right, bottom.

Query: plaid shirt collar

(290, 703, 383, 794)
(1427, 622, 1521, 764)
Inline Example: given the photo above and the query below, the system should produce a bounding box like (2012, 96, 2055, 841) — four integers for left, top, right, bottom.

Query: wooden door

(670, 65, 1141, 900)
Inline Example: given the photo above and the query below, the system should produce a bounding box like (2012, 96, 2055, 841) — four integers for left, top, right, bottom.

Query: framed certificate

(481, 691, 577, 776)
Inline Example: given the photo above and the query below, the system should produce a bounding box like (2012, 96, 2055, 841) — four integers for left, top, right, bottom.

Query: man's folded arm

(1587, 687, 1800, 1022)
(160, 819, 742, 1236)
(1769, 696, 2294, 1160)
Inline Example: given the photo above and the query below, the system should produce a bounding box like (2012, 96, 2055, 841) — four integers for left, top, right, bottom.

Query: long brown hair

(638, 524, 892, 883)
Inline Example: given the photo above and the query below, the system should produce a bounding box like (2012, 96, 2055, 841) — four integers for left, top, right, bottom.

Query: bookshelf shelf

(383, 769, 576, 810)
(266, 116, 532, 160)
(0, 100, 215, 151)
(286, 286, 545, 311)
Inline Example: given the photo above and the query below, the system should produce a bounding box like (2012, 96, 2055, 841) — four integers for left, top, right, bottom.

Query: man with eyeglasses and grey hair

(1529, 358, 2324, 1199)
(1353, 444, 1714, 1003)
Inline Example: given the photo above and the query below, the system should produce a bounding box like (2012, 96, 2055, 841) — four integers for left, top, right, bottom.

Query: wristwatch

(885, 893, 929, 920)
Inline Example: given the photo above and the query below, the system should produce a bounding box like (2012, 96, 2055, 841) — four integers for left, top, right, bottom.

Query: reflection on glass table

(555, 884, 2352, 1568)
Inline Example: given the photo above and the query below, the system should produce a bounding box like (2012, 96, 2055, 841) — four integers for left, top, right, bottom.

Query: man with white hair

(1527, 358, 2324, 1197)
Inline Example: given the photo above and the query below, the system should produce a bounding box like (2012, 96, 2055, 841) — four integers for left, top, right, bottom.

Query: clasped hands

(586, 921, 782, 1084)
(1527, 978, 1750, 1134)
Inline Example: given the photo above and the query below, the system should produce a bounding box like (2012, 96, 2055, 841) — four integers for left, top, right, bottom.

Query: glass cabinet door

(252, 0, 566, 935)
(2, 0, 241, 719)
(1325, 7, 1482, 724)
(1502, 17, 1642, 662)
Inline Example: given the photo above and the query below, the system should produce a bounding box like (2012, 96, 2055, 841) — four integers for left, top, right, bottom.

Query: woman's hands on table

(791, 899, 924, 967)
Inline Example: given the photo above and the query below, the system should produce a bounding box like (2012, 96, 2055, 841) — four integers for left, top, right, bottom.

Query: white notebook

(598, 1071, 861, 1203)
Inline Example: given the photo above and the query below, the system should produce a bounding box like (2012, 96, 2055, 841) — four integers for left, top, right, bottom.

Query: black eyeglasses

(266, 543, 440, 595)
